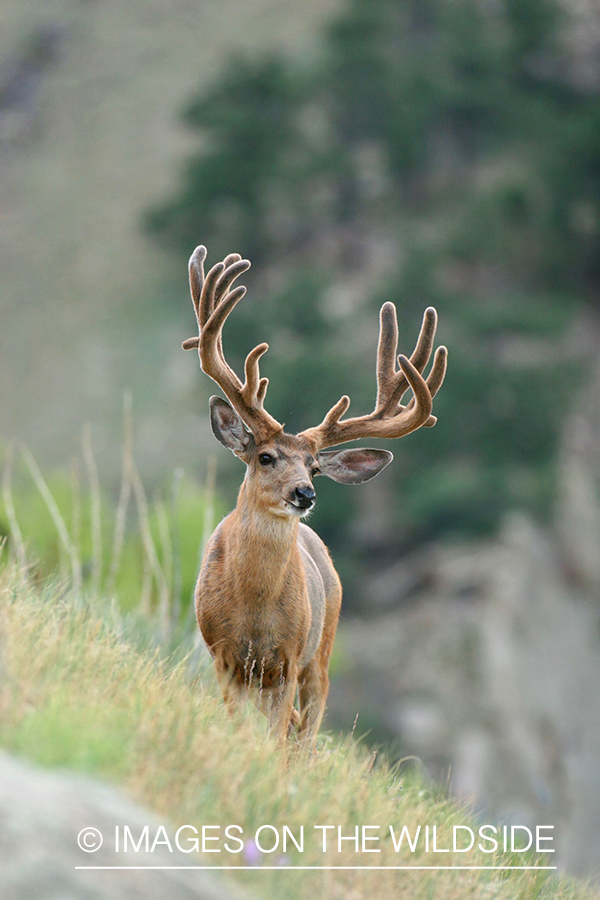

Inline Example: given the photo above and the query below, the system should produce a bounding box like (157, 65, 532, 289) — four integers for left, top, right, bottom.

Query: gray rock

(329, 513, 600, 880)
(0, 753, 249, 900)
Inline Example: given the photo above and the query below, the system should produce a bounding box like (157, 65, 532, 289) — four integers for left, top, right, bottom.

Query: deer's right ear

(209, 396, 254, 456)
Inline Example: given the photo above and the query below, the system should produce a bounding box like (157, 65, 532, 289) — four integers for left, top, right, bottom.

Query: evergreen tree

(146, 0, 599, 556)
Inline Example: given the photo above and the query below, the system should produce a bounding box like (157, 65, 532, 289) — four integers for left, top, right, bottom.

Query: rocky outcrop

(558, 349, 600, 592)
(329, 511, 600, 879)
(0, 753, 248, 900)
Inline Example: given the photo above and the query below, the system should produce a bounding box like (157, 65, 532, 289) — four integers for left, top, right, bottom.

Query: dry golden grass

(0, 562, 597, 900)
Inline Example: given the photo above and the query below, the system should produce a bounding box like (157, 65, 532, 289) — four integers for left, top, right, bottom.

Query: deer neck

(228, 479, 300, 600)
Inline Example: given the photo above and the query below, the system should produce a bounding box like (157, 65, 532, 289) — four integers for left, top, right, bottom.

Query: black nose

(294, 486, 316, 509)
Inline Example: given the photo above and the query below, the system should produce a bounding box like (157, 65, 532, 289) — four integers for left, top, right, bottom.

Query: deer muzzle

(292, 485, 316, 510)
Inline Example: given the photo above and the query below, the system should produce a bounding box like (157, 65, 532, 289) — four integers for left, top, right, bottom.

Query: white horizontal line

(75, 865, 557, 871)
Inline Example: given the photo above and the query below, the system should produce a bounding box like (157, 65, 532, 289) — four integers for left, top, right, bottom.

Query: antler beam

(299, 303, 447, 451)
(182, 245, 283, 443)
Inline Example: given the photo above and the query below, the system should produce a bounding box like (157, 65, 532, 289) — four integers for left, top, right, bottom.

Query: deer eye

(258, 453, 274, 466)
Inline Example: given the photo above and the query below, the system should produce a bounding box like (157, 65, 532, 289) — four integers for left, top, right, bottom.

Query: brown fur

(196, 435, 342, 747)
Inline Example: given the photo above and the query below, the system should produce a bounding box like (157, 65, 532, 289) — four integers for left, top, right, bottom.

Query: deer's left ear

(316, 448, 393, 484)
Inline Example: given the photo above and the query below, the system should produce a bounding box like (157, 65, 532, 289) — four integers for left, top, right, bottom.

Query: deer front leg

(214, 655, 246, 717)
(254, 660, 299, 745)
(297, 606, 340, 750)
(297, 658, 329, 750)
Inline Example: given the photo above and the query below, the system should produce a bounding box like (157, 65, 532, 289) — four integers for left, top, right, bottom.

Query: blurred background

(1, 0, 600, 879)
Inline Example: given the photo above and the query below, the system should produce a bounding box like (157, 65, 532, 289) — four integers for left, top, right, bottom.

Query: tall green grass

(0, 404, 220, 646)
(0, 562, 596, 900)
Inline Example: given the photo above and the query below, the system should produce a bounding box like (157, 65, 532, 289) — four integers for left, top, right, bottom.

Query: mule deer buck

(183, 246, 447, 747)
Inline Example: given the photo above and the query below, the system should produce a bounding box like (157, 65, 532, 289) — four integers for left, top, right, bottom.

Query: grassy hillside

(0, 561, 596, 900)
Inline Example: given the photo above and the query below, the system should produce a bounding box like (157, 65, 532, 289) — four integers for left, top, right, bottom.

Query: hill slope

(0, 564, 596, 900)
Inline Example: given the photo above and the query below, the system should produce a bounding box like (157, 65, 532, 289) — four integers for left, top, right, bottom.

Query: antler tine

(256, 377, 269, 405)
(415, 344, 448, 427)
(376, 305, 438, 415)
(375, 302, 399, 415)
(242, 343, 269, 407)
(214, 257, 247, 305)
(189, 244, 207, 322)
(410, 306, 438, 371)
(403, 343, 448, 409)
(199, 259, 225, 329)
(425, 344, 447, 399)
(183, 246, 283, 442)
(299, 303, 446, 451)
(398, 354, 432, 414)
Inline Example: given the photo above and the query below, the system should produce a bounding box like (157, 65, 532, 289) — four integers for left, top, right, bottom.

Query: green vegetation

(0, 424, 221, 645)
(146, 0, 597, 559)
(1, 562, 596, 900)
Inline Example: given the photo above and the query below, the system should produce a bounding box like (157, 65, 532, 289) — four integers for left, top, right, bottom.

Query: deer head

(183, 246, 447, 517)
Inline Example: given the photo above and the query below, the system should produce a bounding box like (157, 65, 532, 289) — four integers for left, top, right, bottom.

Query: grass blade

(82, 423, 102, 593)
(2, 442, 26, 564)
(20, 445, 83, 595)
(107, 395, 134, 596)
